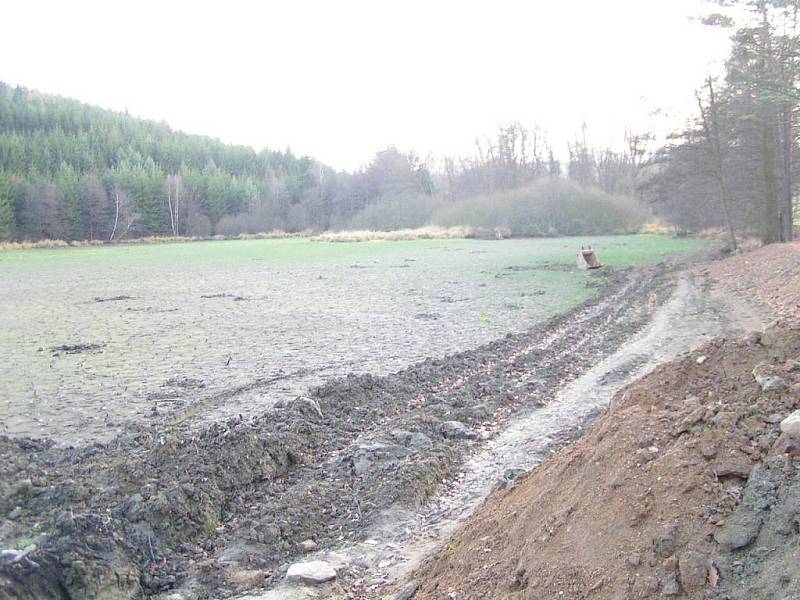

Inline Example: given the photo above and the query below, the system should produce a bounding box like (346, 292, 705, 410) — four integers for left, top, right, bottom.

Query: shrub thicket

(430, 178, 646, 236)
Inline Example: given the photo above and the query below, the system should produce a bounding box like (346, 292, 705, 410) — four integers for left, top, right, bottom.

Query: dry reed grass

(309, 225, 511, 243)
(0, 230, 312, 252)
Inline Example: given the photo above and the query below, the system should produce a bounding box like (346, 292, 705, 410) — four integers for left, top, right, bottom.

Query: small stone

(229, 569, 268, 587)
(743, 331, 761, 346)
(663, 556, 678, 572)
(503, 467, 527, 481)
(351, 443, 406, 476)
(696, 355, 708, 365)
(772, 433, 800, 456)
(758, 376, 786, 392)
(440, 421, 478, 440)
(285, 561, 337, 584)
(653, 526, 678, 558)
(780, 410, 800, 439)
(715, 457, 752, 478)
(715, 512, 762, 550)
(678, 551, 708, 590)
(753, 364, 787, 393)
(637, 434, 655, 448)
(392, 582, 420, 600)
(299, 539, 317, 552)
(389, 430, 431, 449)
(699, 443, 717, 459)
(662, 573, 681, 596)
(0, 549, 22, 562)
(626, 554, 641, 568)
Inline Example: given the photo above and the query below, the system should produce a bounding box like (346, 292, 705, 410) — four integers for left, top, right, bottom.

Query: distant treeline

(0, 82, 326, 241)
(0, 82, 648, 242)
(641, 0, 798, 247)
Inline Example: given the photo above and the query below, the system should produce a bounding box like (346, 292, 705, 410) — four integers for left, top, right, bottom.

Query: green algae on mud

(0, 233, 706, 269)
(0, 234, 707, 444)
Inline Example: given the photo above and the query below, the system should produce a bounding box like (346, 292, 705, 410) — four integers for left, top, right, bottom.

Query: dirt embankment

(0, 260, 689, 600)
(410, 243, 800, 600)
(704, 241, 800, 320)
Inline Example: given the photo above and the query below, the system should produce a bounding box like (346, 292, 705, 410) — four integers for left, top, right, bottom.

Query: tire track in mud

(336, 271, 766, 600)
(0, 258, 705, 600)
(166, 360, 362, 428)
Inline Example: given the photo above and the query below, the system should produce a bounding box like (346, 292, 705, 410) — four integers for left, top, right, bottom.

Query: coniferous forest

(0, 83, 649, 243)
(0, 82, 329, 241)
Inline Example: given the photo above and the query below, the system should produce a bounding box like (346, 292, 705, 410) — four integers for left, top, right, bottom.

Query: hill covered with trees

(0, 82, 650, 243)
(0, 83, 330, 241)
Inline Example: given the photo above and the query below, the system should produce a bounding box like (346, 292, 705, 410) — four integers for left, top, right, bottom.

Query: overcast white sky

(2, 0, 732, 171)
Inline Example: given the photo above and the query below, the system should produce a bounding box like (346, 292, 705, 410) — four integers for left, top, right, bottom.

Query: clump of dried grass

(310, 225, 509, 243)
(0, 231, 318, 252)
(696, 228, 762, 252)
(237, 230, 311, 240)
(0, 239, 70, 251)
(639, 218, 675, 235)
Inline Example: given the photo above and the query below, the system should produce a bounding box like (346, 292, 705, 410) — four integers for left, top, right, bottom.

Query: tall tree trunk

(698, 78, 738, 251)
(110, 192, 120, 241)
(761, 121, 781, 244)
(781, 103, 794, 241)
(167, 185, 176, 236)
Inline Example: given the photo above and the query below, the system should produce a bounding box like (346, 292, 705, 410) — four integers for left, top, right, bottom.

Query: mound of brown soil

(704, 241, 800, 320)
(411, 320, 800, 599)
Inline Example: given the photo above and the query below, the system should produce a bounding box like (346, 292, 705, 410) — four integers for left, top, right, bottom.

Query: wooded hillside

(0, 84, 648, 243)
(0, 83, 327, 241)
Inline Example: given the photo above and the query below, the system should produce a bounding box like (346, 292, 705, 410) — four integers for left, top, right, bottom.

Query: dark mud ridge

(0, 258, 700, 600)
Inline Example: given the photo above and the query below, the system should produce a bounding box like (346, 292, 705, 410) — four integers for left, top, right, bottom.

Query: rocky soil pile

(704, 240, 800, 320)
(409, 244, 800, 600)
(0, 260, 689, 600)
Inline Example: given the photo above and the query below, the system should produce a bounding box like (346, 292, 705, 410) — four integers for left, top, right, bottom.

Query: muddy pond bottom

(0, 236, 706, 443)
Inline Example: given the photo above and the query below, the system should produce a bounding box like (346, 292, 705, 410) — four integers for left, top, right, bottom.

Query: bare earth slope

(411, 243, 800, 600)
(704, 240, 800, 320)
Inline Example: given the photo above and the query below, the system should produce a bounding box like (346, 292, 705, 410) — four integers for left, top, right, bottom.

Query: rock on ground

(440, 421, 478, 440)
(285, 560, 337, 585)
(678, 551, 708, 590)
(781, 409, 800, 438)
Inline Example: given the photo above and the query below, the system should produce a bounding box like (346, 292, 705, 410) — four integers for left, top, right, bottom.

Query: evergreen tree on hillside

(0, 170, 15, 241)
(0, 82, 327, 240)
